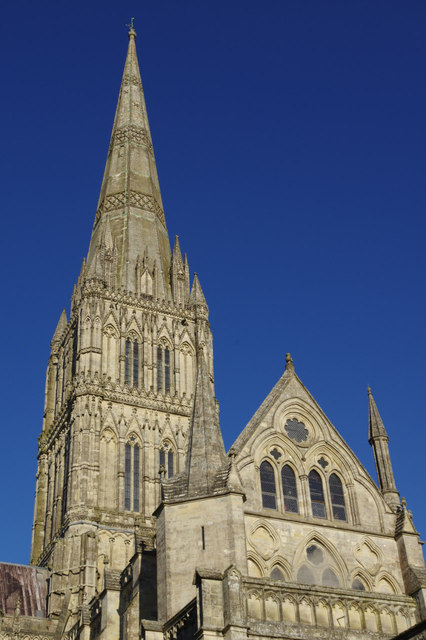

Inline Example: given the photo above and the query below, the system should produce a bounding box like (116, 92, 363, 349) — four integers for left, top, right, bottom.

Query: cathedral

(1, 25, 425, 640)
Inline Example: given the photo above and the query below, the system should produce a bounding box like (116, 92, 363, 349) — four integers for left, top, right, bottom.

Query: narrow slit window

(125, 441, 141, 512)
(167, 449, 174, 478)
(164, 348, 170, 392)
(157, 346, 163, 391)
(125, 339, 131, 384)
(260, 461, 277, 509)
(133, 342, 139, 388)
(281, 465, 298, 513)
(329, 473, 347, 521)
(133, 445, 140, 512)
(125, 443, 131, 510)
(309, 470, 326, 518)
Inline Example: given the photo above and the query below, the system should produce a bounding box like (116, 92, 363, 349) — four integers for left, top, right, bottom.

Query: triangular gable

(232, 361, 387, 509)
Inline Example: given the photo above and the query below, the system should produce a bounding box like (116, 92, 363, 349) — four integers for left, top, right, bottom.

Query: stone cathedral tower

(1, 25, 426, 640)
(30, 25, 212, 621)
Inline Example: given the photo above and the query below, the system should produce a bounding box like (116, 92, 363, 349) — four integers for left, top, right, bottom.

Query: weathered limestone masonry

(1, 25, 426, 640)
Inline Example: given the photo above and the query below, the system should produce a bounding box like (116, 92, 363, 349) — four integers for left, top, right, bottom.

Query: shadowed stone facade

(1, 26, 425, 640)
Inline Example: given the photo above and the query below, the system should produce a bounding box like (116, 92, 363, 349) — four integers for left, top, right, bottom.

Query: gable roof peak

(285, 352, 295, 375)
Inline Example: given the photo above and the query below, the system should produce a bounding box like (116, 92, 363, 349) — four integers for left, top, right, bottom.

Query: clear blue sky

(1, 1, 425, 563)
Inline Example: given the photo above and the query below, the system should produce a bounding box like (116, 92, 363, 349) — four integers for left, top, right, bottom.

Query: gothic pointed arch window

(309, 470, 326, 518)
(159, 441, 175, 478)
(270, 566, 285, 580)
(157, 339, 171, 393)
(329, 473, 347, 521)
(281, 465, 298, 513)
(296, 543, 341, 588)
(352, 577, 366, 591)
(124, 332, 140, 387)
(260, 461, 277, 510)
(124, 435, 141, 512)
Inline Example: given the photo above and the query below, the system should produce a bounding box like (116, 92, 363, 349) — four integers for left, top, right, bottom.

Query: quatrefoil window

(285, 419, 308, 443)
(270, 448, 282, 460)
(318, 456, 328, 469)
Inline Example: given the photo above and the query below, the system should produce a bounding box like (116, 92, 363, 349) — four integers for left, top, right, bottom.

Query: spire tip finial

(367, 386, 372, 395)
(285, 353, 295, 372)
(126, 17, 136, 38)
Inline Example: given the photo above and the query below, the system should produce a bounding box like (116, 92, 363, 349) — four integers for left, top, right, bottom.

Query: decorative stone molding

(94, 191, 165, 228)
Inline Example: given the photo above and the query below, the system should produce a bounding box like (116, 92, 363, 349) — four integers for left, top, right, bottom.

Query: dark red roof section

(0, 563, 47, 617)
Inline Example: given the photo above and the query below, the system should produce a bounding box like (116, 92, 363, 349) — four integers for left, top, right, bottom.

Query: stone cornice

(80, 284, 198, 320)
(41, 378, 193, 450)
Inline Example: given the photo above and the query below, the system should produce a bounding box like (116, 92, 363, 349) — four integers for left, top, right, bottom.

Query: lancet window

(159, 441, 175, 478)
(124, 335, 140, 387)
(157, 340, 171, 393)
(124, 436, 141, 512)
(61, 432, 70, 522)
(329, 473, 347, 521)
(281, 465, 298, 513)
(270, 566, 285, 580)
(352, 578, 366, 591)
(309, 470, 326, 518)
(260, 461, 277, 509)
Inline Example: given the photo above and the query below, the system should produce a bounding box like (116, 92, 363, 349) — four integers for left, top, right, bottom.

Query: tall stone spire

(186, 349, 227, 496)
(368, 387, 399, 511)
(87, 24, 170, 296)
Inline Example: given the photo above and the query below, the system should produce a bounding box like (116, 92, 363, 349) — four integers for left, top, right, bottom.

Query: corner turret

(368, 387, 400, 511)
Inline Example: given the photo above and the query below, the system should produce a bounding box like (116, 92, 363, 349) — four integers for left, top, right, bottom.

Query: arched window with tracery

(260, 461, 277, 509)
(281, 465, 298, 513)
(124, 435, 141, 512)
(124, 334, 140, 387)
(157, 340, 171, 393)
(297, 543, 341, 588)
(329, 473, 347, 521)
(159, 441, 175, 478)
(309, 470, 326, 518)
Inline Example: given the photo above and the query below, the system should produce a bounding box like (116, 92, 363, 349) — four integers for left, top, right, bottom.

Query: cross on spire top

(127, 17, 136, 37)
